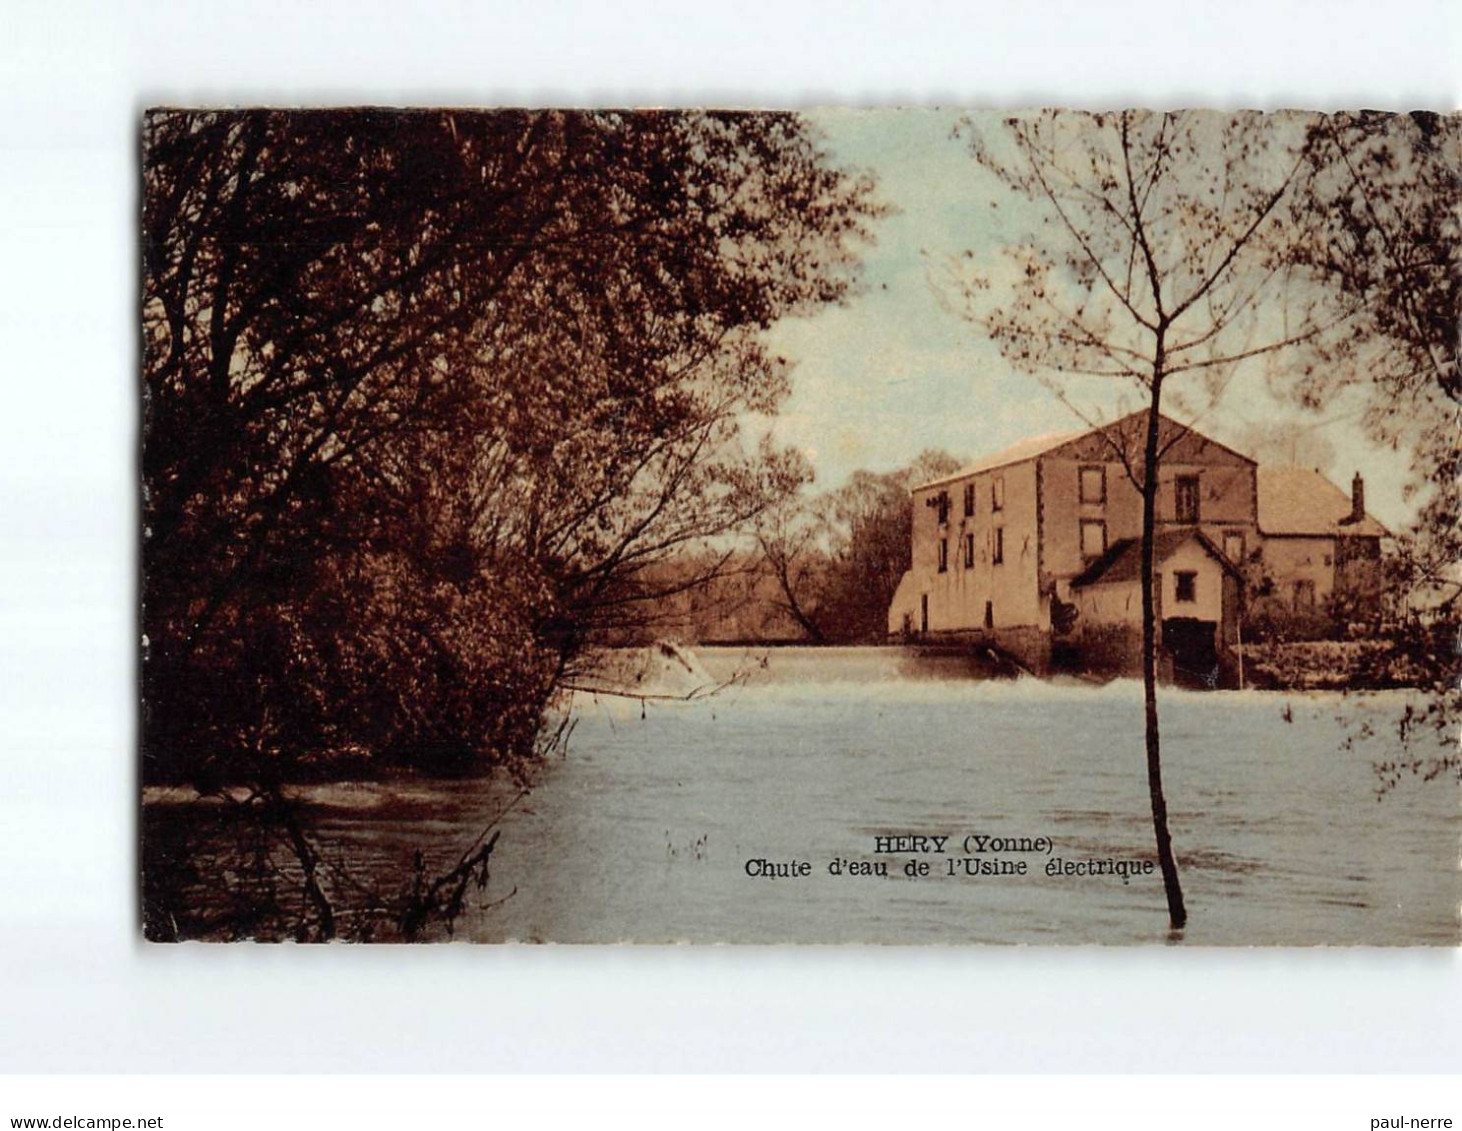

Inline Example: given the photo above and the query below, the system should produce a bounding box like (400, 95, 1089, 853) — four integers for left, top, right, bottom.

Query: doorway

(1162, 616, 1219, 688)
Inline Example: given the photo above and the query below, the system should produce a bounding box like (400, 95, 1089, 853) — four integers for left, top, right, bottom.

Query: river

(150, 646, 1459, 944)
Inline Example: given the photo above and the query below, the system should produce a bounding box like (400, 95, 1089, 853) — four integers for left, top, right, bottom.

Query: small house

(1068, 528, 1243, 685)
(1253, 467, 1389, 622)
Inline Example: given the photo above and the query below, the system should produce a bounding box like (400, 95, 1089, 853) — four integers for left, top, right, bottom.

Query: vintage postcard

(140, 108, 1459, 944)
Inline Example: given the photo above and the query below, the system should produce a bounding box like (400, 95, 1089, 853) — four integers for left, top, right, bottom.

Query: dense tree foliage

(1288, 111, 1461, 782)
(141, 109, 880, 936)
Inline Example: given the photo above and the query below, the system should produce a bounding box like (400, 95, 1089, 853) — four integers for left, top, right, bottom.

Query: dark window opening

(964, 532, 974, 569)
(1175, 474, 1200, 523)
(926, 490, 951, 526)
(1293, 579, 1315, 611)
(937, 538, 948, 573)
(984, 600, 994, 629)
(991, 475, 1005, 512)
(1175, 570, 1197, 603)
(1079, 465, 1106, 505)
(992, 526, 1004, 565)
(963, 483, 975, 518)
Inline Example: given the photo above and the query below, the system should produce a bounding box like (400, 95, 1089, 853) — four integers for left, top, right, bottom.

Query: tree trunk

(761, 539, 826, 644)
(1142, 373, 1188, 931)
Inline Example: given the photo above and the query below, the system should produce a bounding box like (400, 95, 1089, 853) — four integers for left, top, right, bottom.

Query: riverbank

(1240, 639, 1433, 691)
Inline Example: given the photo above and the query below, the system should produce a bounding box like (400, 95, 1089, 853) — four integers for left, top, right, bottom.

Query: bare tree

(755, 492, 833, 643)
(950, 111, 1337, 930)
(1234, 419, 1339, 473)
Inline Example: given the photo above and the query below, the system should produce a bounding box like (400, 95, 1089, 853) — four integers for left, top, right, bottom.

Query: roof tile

(1071, 528, 1238, 588)
(1256, 466, 1388, 538)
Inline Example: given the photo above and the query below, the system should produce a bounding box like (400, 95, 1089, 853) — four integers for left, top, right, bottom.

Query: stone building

(1252, 466, 1388, 621)
(886, 410, 1387, 682)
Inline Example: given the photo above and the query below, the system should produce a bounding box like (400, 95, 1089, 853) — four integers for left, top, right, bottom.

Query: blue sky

(757, 110, 1421, 531)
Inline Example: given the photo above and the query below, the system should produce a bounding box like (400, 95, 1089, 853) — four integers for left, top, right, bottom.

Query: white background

(1, 0, 1459, 1077)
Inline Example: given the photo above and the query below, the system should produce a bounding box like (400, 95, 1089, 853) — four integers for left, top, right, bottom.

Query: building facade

(887, 411, 1386, 681)
(1253, 466, 1388, 621)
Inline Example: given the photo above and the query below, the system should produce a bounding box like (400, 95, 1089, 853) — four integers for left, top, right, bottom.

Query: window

(963, 483, 975, 518)
(1080, 519, 1107, 559)
(928, 490, 951, 526)
(1079, 465, 1106, 504)
(991, 476, 1005, 512)
(937, 538, 948, 573)
(1175, 570, 1197, 603)
(1223, 531, 1245, 564)
(1175, 474, 1200, 523)
(1293, 579, 1315, 611)
(964, 532, 975, 569)
(984, 600, 994, 629)
(992, 526, 1004, 565)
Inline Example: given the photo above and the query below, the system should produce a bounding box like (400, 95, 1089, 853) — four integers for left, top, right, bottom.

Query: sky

(756, 109, 1423, 532)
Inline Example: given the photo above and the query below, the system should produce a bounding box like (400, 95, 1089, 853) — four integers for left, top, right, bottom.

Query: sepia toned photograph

(140, 107, 1459, 945)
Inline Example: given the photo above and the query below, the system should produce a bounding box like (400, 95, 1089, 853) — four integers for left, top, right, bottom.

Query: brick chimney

(1345, 471, 1365, 525)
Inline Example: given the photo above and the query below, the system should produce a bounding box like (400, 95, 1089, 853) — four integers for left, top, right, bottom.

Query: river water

(156, 646, 1460, 944)
(463, 647, 1459, 944)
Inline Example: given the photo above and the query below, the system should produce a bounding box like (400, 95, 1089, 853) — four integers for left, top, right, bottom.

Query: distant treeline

(630, 451, 962, 646)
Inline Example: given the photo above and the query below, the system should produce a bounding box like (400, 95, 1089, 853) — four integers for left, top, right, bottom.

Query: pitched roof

(1256, 466, 1389, 538)
(913, 428, 1088, 491)
(1070, 528, 1239, 589)
(912, 409, 1253, 492)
